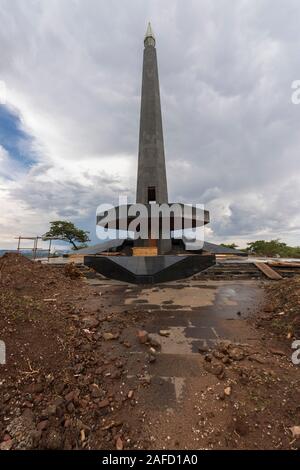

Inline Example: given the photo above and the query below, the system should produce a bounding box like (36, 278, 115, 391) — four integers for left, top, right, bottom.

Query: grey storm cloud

(0, 0, 300, 247)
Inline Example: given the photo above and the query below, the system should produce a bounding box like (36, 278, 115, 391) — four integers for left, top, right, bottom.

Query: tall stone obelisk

(136, 23, 168, 205)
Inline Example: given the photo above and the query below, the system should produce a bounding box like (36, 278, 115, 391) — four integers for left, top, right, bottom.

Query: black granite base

(84, 254, 216, 284)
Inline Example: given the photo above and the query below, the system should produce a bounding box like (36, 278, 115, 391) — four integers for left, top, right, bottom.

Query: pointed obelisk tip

(144, 22, 155, 46)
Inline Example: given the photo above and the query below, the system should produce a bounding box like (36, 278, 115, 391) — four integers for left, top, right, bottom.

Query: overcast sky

(0, 0, 300, 249)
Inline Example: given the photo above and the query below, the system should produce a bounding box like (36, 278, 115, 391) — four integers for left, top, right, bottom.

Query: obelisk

(136, 23, 168, 205)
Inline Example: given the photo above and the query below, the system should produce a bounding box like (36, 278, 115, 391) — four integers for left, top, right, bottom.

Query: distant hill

(0, 249, 69, 259)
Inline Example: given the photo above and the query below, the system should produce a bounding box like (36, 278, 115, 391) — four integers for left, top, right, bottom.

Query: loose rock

(137, 330, 148, 344)
(116, 436, 124, 450)
(290, 426, 300, 439)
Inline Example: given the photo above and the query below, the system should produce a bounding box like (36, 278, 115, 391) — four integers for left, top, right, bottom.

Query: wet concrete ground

(86, 278, 264, 414)
(81, 277, 300, 449)
(127, 281, 263, 412)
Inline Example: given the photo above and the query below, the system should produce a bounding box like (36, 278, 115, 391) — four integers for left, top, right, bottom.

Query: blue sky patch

(0, 105, 37, 168)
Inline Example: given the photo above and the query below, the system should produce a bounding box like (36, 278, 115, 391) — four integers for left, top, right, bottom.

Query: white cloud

(0, 0, 300, 248)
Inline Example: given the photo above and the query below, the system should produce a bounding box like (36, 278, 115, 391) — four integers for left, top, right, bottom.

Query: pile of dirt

(258, 276, 300, 339)
(0, 254, 148, 450)
(0, 252, 78, 295)
(0, 253, 81, 376)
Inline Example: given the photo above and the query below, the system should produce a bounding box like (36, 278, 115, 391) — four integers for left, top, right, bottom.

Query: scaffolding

(15, 236, 53, 260)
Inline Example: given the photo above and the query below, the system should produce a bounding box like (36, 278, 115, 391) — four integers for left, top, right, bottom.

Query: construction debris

(254, 262, 282, 280)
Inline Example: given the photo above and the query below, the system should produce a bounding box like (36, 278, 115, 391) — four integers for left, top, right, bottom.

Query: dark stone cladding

(136, 41, 168, 205)
(84, 254, 216, 284)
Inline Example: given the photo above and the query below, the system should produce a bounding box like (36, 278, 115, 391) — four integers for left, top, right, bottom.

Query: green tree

(43, 221, 90, 250)
(246, 239, 300, 258)
(247, 239, 284, 256)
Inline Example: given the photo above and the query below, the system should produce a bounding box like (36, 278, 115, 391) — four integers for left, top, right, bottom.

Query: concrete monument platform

(84, 254, 215, 284)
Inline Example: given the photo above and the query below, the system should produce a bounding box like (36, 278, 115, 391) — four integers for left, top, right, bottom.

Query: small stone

(137, 330, 148, 344)
(0, 439, 13, 450)
(205, 362, 224, 378)
(116, 436, 124, 450)
(103, 332, 119, 341)
(127, 390, 134, 399)
(148, 334, 161, 349)
(224, 386, 232, 396)
(229, 347, 244, 361)
(213, 350, 225, 360)
(82, 316, 99, 329)
(159, 330, 170, 337)
(37, 420, 49, 431)
(290, 426, 300, 438)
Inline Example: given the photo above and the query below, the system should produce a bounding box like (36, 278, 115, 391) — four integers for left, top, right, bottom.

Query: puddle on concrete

(126, 286, 216, 308)
(135, 281, 262, 351)
(148, 326, 219, 355)
(217, 286, 240, 306)
(214, 283, 262, 316)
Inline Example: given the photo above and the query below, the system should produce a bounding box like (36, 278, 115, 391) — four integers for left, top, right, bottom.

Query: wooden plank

(132, 247, 158, 257)
(254, 262, 283, 280)
(268, 261, 300, 268)
(67, 254, 84, 263)
(99, 252, 121, 256)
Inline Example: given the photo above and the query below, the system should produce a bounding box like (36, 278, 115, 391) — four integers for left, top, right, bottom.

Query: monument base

(84, 254, 216, 284)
